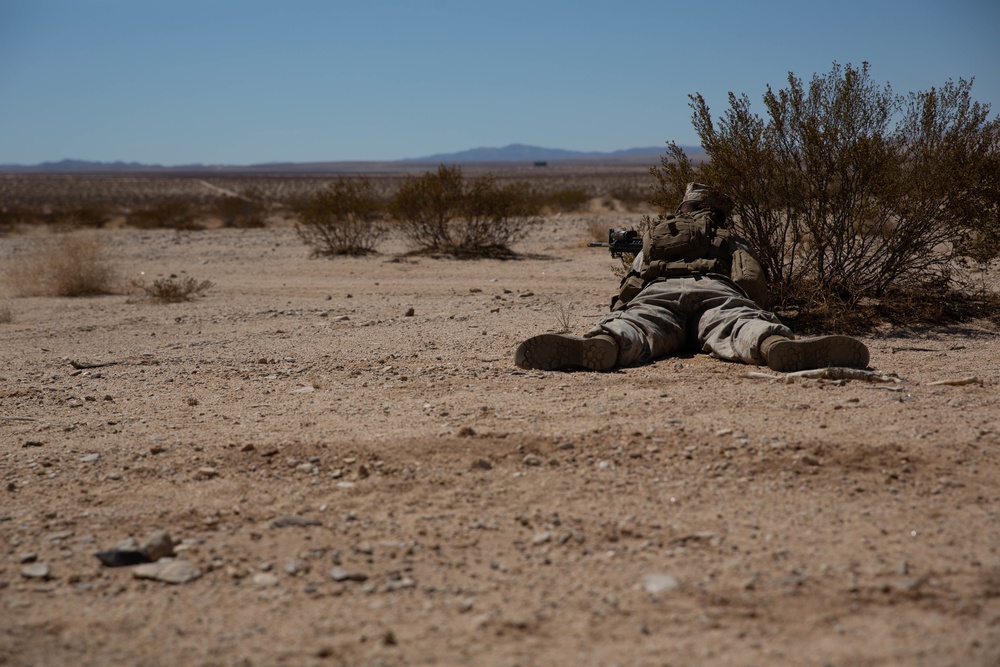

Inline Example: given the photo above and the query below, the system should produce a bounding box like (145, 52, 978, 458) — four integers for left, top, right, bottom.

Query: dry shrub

(294, 177, 385, 256)
(389, 165, 540, 257)
(6, 233, 118, 297)
(0, 303, 12, 323)
(130, 274, 214, 303)
(126, 198, 202, 230)
(654, 62, 1000, 327)
(536, 187, 591, 213)
(214, 187, 268, 228)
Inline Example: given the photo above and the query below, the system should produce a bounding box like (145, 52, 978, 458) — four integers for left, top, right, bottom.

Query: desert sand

(1, 211, 999, 667)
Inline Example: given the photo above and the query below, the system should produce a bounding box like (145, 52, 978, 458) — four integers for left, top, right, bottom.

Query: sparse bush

(0, 204, 34, 232)
(609, 185, 651, 211)
(214, 187, 268, 228)
(57, 205, 113, 229)
(130, 274, 214, 302)
(294, 177, 385, 256)
(5, 233, 118, 297)
(389, 165, 540, 257)
(0, 303, 12, 323)
(653, 62, 1000, 323)
(537, 187, 591, 213)
(126, 198, 201, 230)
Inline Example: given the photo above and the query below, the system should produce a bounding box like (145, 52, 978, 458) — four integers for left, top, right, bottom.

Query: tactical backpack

(612, 209, 768, 310)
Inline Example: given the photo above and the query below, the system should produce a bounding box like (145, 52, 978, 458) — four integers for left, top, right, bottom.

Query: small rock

(133, 559, 202, 584)
(801, 454, 822, 467)
(329, 567, 367, 582)
(404, 307, 415, 317)
(80, 453, 100, 463)
(21, 562, 50, 579)
(284, 558, 308, 576)
(269, 516, 323, 528)
(95, 549, 150, 567)
(141, 530, 176, 561)
(384, 576, 416, 592)
(252, 572, 279, 588)
(642, 573, 681, 595)
(471, 458, 492, 471)
(522, 454, 542, 466)
(195, 466, 219, 479)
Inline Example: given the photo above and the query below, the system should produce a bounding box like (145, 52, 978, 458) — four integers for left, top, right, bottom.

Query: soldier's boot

(761, 335, 869, 373)
(514, 333, 618, 371)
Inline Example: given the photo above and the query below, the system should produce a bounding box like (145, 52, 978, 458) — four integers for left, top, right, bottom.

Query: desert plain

(1, 168, 1000, 667)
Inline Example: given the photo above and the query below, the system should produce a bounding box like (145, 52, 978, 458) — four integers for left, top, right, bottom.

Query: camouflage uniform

(514, 183, 869, 373)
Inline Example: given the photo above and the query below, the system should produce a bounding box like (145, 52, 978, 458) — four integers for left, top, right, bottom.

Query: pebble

(284, 558, 308, 575)
(642, 573, 681, 594)
(80, 453, 100, 463)
(21, 562, 51, 580)
(142, 530, 176, 561)
(384, 577, 416, 592)
(252, 573, 279, 588)
(329, 567, 368, 582)
(269, 516, 323, 528)
(133, 559, 202, 584)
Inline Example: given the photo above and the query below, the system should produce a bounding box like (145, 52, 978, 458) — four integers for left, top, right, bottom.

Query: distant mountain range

(0, 144, 689, 173)
(405, 143, 670, 162)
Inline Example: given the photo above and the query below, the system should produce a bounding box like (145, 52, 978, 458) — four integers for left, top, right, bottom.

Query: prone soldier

(515, 183, 869, 373)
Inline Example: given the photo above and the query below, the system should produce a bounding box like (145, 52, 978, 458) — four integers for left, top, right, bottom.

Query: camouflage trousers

(587, 275, 792, 367)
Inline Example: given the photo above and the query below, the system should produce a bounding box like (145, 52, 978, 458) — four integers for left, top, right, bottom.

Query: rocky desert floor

(2, 214, 1000, 667)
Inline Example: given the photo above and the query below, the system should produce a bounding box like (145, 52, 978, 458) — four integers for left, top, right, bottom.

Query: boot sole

(766, 335, 869, 372)
(514, 334, 617, 371)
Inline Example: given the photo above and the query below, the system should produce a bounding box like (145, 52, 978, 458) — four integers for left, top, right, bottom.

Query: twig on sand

(890, 344, 966, 353)
(0, 415, 38, 421)
(744, 367, 903, 383)
(925, 376, 980, 387)
(69, 360, 119, 370)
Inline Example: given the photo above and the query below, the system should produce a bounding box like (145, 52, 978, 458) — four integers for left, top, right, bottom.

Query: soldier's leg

(693, 278, 793, 364)
(588, 279, 690, 366)
(694, 277, 868, 370)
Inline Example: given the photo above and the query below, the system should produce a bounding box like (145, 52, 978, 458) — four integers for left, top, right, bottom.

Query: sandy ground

(1, 215, 999, 667)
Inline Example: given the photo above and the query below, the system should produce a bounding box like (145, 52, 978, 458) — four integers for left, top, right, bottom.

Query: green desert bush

(294, 177, 386, 256)
(652, 61, 1000, 323)
(389, 165, 539, 257)
(5, 233, 118, 297)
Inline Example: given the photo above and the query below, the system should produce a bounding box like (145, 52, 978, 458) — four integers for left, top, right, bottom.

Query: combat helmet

(677, 182, 732, 218)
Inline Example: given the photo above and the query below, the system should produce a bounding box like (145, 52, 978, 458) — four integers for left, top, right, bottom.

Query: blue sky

(1, 0, 997, 165)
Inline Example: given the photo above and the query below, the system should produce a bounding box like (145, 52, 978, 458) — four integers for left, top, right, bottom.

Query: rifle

(587, 229, 643, 258)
